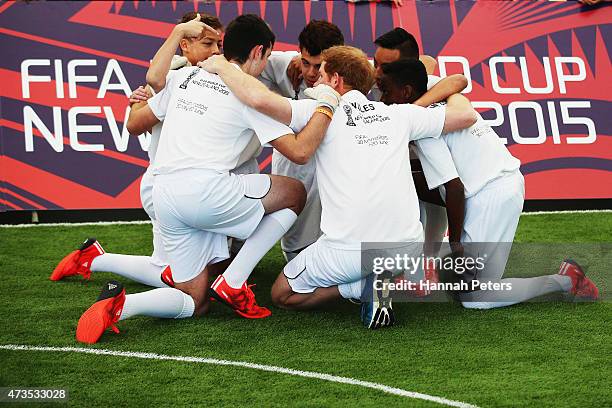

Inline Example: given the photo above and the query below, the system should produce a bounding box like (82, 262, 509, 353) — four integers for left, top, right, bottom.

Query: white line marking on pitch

(1, 209, 611, 228)
(0, 344, 479, 408)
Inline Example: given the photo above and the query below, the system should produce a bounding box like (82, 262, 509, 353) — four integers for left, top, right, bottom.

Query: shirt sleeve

(259, 51, 298, 92)
(147, 71, 177, 121)
(426, 75, 442, 90)
(288, 99, 318, 132)
(414, 137, 460, 190)
(395, 103, 446, 142)
(244, 106, 293, 145)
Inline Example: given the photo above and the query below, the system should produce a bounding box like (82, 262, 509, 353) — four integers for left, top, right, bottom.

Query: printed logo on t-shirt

(343, 104, 356, 127)
(179, 68, 200, 89)
(427, 101, 447, 109)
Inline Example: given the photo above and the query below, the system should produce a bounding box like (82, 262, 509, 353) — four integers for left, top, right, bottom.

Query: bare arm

(414, 74, 468, 107)
(419, 55, 437, 75)
(443, 177, 465, 246)
(146, 14, 217, 92)
(127, 104, 160, 135)
(269, 110, 332, 165)
(413, 170, 445, 207)
(442, 93, 478, 133)
(200, 55, 293, 125)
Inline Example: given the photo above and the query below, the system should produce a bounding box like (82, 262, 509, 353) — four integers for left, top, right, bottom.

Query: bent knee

(288, 179, 306, 215)
(271, 279, 293, 309)
(270, 286, 288, 309)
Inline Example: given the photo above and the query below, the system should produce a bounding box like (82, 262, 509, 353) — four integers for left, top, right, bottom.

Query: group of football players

(50, 12, 598, 343)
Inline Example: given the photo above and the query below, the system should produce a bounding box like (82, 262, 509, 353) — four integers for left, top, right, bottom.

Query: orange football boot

(50, 238, 104, 281)
(76, 280, 126, 344)
(558, 259, 599, 300)
(210, 275, 271, 319)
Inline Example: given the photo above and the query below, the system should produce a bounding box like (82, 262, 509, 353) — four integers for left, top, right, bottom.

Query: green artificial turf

(0, 213, 610, 407)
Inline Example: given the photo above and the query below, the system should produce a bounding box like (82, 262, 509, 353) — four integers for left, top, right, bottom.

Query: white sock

(460, 274, 572, 310)
(338, 278, 366, 300)
(223, 209, 297, 288)
(119, 288, 195, 320)
(91, 253, 167, 288)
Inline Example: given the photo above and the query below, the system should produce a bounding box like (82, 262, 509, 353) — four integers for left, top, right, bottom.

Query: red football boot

(160, 265, 175, 287)
(210, 275, 271, 319)
(413, 258, 439, 298)
(558, 259, 599, 300)
(76, 280, 126, 344)
(50, 238, 105, 281)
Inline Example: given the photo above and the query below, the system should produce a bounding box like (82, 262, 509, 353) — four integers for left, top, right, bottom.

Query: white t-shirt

(147, 70, 177, 163)
(289, 90, 446, 249)
(148, 65, 293, 174)
(415, 112, 521, 198)
(259, 51, 307, 100)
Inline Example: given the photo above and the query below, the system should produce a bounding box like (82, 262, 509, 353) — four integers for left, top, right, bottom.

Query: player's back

(290, 91, 446, 248)
(443, 113, 520, 197)
(151, 66, 262, 175)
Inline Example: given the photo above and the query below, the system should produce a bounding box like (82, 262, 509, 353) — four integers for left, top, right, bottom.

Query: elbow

(287, 146, 310, 165)
(291, 152, 309, 165)
(126, 118, 142, 136)
(146, 72, 164, 93)
(452, 74, 469, 93)
(462, 110, 478, 128)
(126, 121, 138, 136)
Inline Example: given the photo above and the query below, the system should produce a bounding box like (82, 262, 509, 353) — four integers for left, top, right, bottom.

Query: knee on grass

(271, 283, 294, 310)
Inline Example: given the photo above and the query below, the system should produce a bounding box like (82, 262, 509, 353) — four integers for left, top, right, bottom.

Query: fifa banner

(0, 0, 610, 212)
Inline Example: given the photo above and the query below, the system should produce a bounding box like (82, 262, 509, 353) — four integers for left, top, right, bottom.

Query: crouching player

(200, 46, 478, 328)
(378, 59, 599, 309)
(50, 12, 224, 288)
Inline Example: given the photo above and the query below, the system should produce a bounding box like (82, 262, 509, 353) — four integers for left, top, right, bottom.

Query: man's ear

(403, 85, 415, 103)
(179, 38, 190, 54)
(250, 45, 263, 61)
(330, 72, 341, 88)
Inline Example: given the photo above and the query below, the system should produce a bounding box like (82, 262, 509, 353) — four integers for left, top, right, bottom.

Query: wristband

(315, 107, 333, 120)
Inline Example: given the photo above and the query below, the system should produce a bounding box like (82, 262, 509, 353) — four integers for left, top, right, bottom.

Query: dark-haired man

(373, 27, 437, 80)
(260, 20, 345, 262)
(378, 58, 599, 309)
(71, 15, 339, 344)
(372, 28, 469, 290)
(200, 45, 478, 328)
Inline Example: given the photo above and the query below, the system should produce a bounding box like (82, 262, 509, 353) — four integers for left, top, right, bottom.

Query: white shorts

(284, 238, 426, 294)
(140, 167, 167, 267)
(462, 170, 525, 281)
(232, 157, 260, 176)
(272, 151, 322, 252)
(153, 169, 271, 283)
(228, 157, 260, 255)
(283, 238, 361, 294)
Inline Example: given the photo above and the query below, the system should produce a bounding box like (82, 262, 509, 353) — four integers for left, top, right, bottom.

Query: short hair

(178, 12, 223, 31)
(381, 59, 428, 97)
(322, 46, 375, 95)
(374, 28, 419, 60)
(223, 14, 275, 64)
(298, 20, 344, 56)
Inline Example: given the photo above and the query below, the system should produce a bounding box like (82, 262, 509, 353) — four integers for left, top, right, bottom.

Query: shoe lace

(243, 284, 261, 310)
